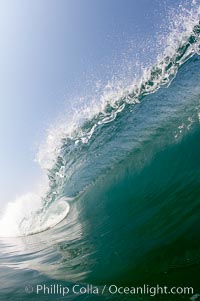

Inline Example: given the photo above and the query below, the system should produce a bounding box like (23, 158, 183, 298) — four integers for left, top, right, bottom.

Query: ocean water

(1, 4, 200, 301)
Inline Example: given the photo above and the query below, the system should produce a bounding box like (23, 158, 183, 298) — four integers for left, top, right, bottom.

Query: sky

(0, 0, 182, 206)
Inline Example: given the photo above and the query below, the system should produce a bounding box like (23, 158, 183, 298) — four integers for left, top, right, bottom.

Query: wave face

(0, 3, 200, 301)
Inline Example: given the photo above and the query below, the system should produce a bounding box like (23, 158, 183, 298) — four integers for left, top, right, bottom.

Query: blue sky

(0, 0, 181, 205)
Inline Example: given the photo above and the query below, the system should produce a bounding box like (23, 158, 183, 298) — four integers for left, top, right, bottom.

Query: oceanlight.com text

(25, 283, 194, 297)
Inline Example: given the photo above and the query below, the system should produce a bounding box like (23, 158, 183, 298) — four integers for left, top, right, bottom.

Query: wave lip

(37, 7, 200, 172)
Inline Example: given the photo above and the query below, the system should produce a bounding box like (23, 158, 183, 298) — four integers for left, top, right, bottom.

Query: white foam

(0, 193, 42, 237)
(0, 193, 70, 237)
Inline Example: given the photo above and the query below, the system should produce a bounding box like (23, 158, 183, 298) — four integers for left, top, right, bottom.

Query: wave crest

(37, 4, 200, 171)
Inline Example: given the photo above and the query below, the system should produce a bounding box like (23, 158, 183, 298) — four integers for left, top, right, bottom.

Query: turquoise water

(1, 9, 200, 301)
